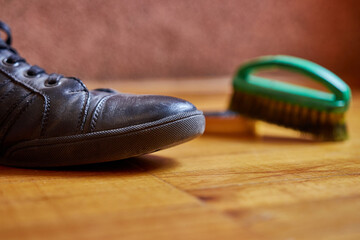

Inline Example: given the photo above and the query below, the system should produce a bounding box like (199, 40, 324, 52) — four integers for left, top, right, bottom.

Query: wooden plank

(0, 159, 245, 240)
(189, 176, 360, 240)
(1, 79, 359, 240)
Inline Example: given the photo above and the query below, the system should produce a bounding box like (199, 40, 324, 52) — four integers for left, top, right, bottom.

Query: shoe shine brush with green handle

(223, 55, 351, 141)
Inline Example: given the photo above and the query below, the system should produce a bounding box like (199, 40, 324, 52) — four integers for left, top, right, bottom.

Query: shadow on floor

(0, 154, 178, 177)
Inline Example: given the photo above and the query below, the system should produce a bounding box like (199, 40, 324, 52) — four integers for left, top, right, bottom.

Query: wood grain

(1, 77, 359, 240)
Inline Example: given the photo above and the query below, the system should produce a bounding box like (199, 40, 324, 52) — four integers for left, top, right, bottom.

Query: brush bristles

(229, 91, 348, 141)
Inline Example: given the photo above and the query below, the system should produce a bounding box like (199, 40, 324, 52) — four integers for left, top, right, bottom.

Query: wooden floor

(1, 77, 360, 240)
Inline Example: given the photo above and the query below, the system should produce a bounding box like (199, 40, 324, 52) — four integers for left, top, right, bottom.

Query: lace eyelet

(24, 70, 39, 78)
(44, 78, 59, 87)
(2, 58, 20, 67)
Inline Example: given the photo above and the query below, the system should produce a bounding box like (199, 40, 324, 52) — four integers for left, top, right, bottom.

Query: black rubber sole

(0, 111, 205, 167)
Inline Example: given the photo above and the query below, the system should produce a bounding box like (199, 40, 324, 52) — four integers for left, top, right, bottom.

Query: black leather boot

(0, 21, 205, 167)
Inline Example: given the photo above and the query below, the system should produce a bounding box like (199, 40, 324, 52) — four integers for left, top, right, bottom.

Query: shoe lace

(0, 21, 61, 85)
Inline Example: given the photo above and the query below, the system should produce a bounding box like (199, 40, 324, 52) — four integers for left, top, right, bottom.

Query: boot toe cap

(92, 94, 201, 131)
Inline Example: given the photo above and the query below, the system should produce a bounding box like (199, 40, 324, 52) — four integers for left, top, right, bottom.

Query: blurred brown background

(0, 0, 359, 81)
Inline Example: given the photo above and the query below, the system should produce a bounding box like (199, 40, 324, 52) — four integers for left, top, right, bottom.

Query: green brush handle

(233, 55, 351, 113)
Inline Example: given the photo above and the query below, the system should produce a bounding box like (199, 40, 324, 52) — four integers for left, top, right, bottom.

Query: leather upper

(0, 37, 197, 150)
